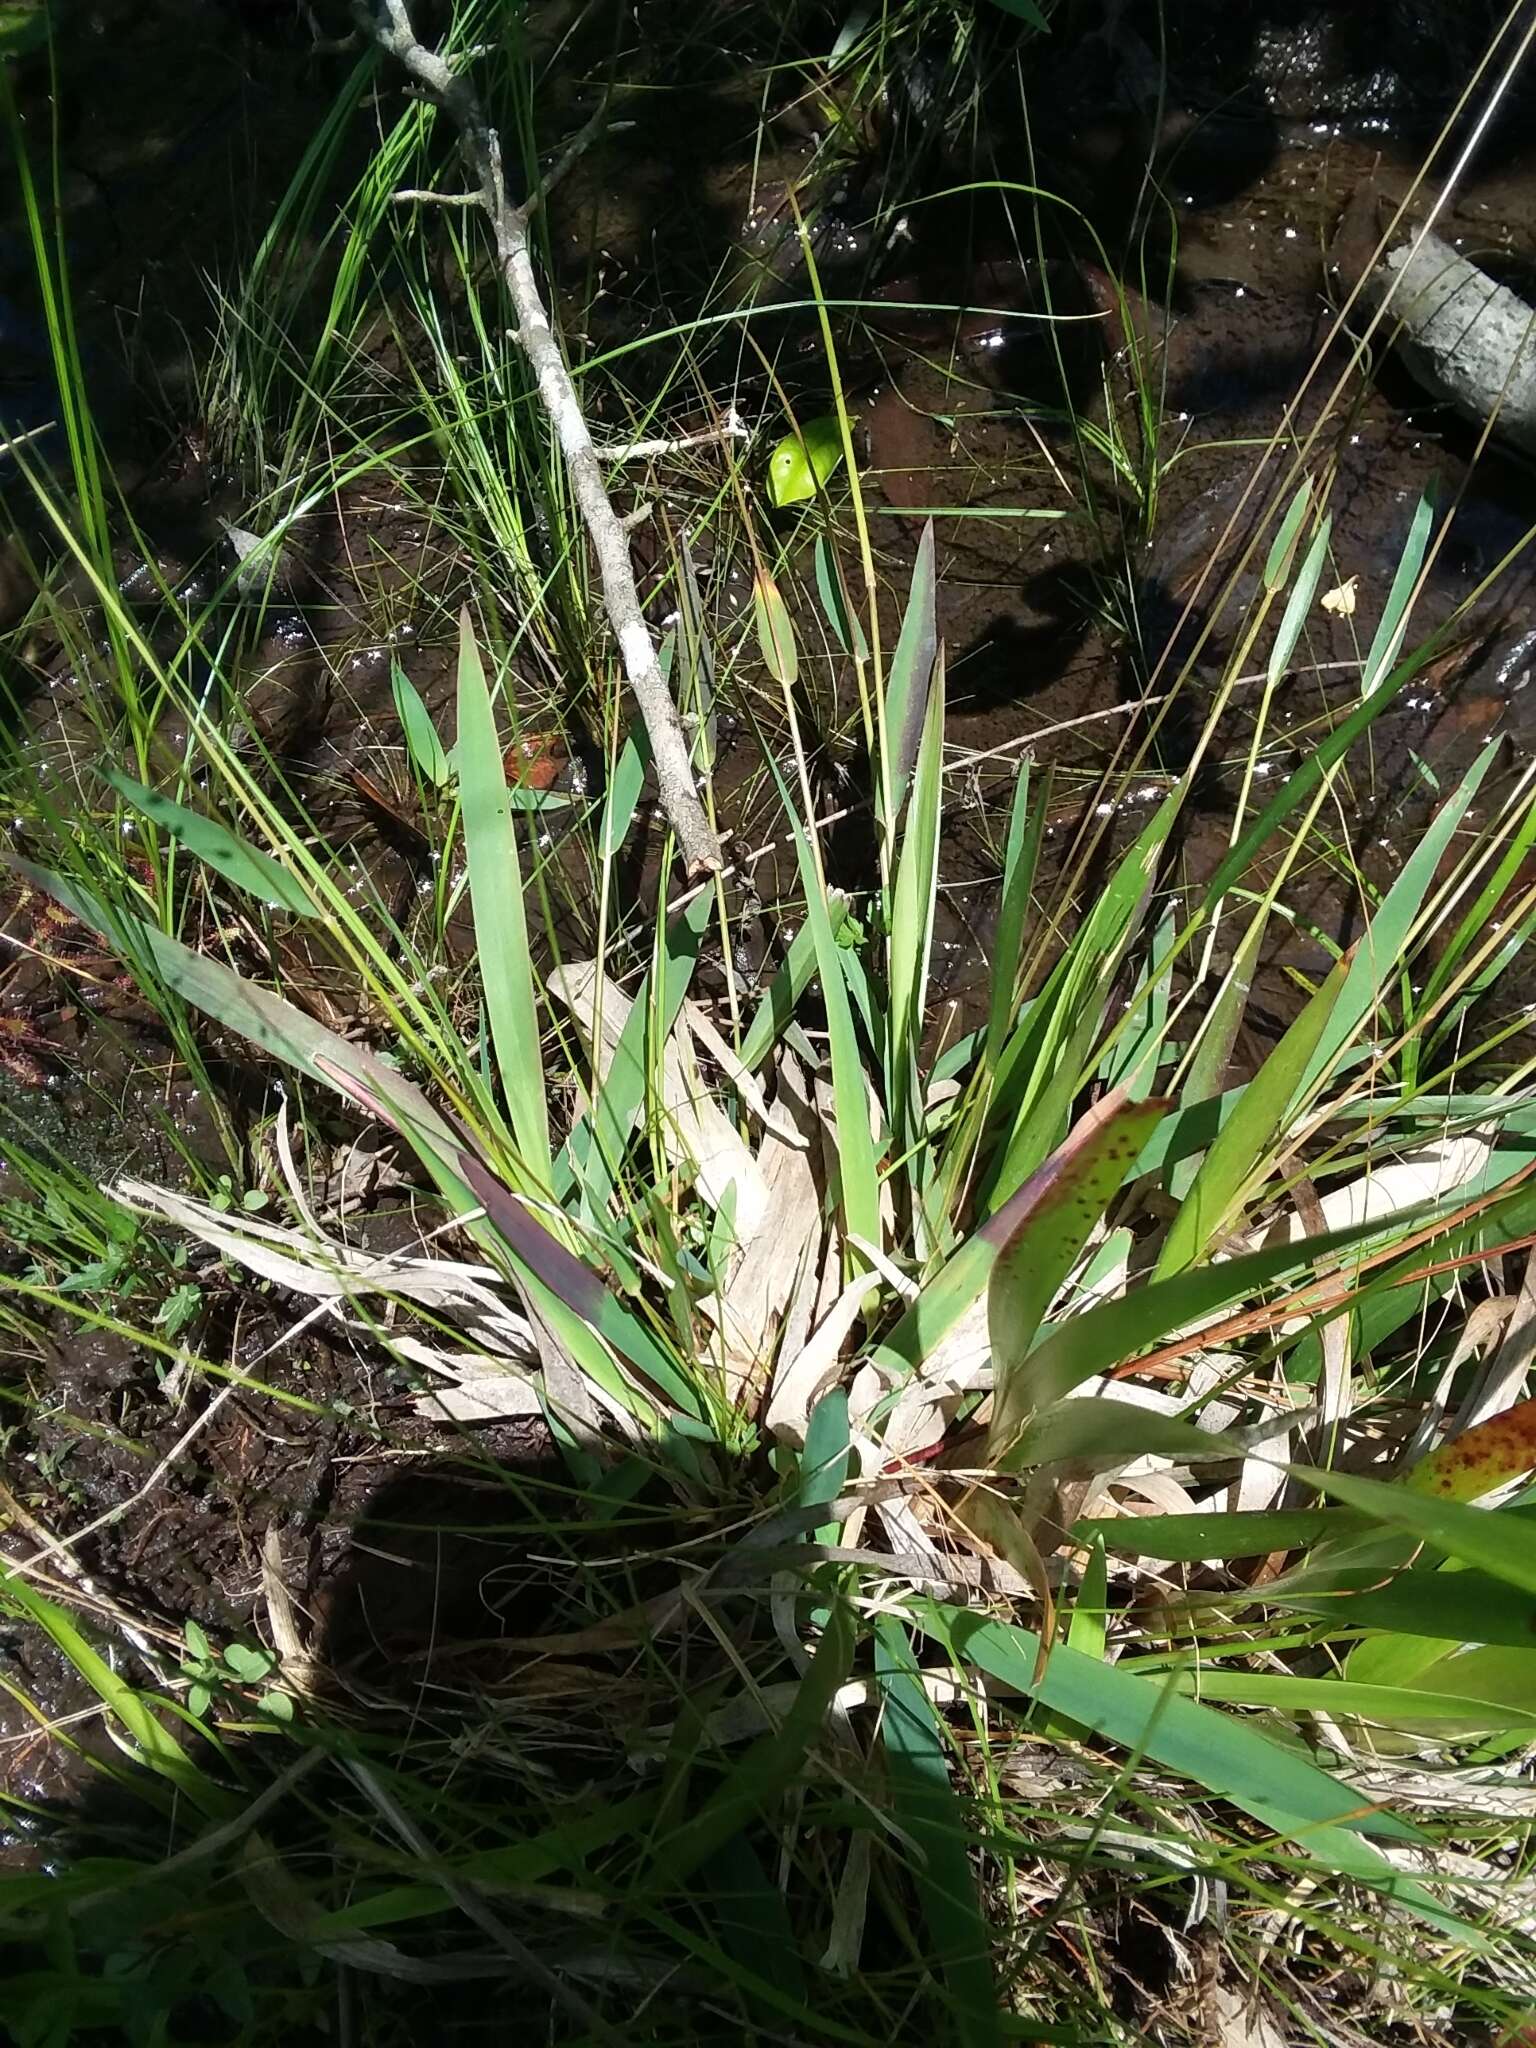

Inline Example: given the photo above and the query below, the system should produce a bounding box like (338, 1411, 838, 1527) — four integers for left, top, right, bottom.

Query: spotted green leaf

(1402, 1396, 1536, 1501)
(767, 416, 844, 507)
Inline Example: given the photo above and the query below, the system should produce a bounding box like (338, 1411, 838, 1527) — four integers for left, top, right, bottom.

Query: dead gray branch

(356, 0, 722, 872)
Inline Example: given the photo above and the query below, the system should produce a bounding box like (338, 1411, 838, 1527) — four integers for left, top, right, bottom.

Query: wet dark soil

(4, 0, 1536, 1871)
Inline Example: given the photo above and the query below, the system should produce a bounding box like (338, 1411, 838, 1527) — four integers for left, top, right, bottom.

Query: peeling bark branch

(357, 0, 722, 873)
(391, 186, 481, 206)
(594, 411, 750, 462)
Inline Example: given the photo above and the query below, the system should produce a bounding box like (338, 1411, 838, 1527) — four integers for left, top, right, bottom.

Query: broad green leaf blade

(1066, 1537, 1107, 1659)
(1021, 1216, 1392, 1412)
(1159, 1664, 1536, 1738)
(1262, 479, 1314, 593)
(1071, 1507, 1347, 1561)
(768, 416, 844, 507)
(813, 534, 868, 661)
(1156, 947, 1353, 1276)
(986, 788, 1181, 1206)
(870, 1092, 1352, 1392)
(3, 856, 465, 1176)
(1041, 1534, 1109, 1741)
(649, 1593, 856, 1885)
(101, 768, 317, 919)
(783, 819, 881, 1258)
(1103, 905, 1173, 1103)
(0, 1573, 220, 1815)
(455, 607, 550, 1176)
(874, 1618, 999, 2048)
(985, 0, 1048, 25)
(1297, 1464, 1536, 1596)
(910, 1604, 1483, 1943)
(801, 1388, 851, 1526)
(737, 895, 847, 1072)
(598, 729, 648, 863)
(881, 519, 936, 823)
(1362, 489, 1435, 695)
(1010, 1396, 1242, 1476)
(981, 763, 1044, 1077)
(1301, 738, 1502, 1093)
(987, 1091, 1166, 1458)
(456, 1149, 701, 1419)
(753, 569, 799, 687)
(700, 1837, 809, 2010)
(1266, 517, 1331, 689)
(1418, 771, 1536, 1019)
(1285, 1560, 1536, 1649)
(917, 1603, 1424, 1854)
(1403, 1395, 1536, 1500)
(887, 651, 944, 1154)
(1374, 1642, 1536, 1719)
(390, 657, 450, 787)
(1171, 906, 1269, 1202)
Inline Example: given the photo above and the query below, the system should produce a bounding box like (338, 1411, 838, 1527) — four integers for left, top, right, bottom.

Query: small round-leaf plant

(180, 1619, 293, 1722)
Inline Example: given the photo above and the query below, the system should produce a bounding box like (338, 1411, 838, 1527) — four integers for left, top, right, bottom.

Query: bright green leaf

(1156, 947, 1353, 1276)
(987, 1089, 1166, 1459)
(768, 416, 844, 507)
(455, 607, 550, 1175)
(102, 768, 317, 919)
(875, 1617, 999, 2047)
(753, 570, 799, 687)
(391, 657, 450, 788)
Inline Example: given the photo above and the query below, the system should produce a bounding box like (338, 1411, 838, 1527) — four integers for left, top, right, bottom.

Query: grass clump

(4, 3, 1536, 2043)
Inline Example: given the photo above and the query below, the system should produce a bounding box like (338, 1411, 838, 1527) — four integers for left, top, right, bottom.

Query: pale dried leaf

(1458, 1242, 1536, 1432)
(821, 1832, 872, 1976)
(1403, 1293, 1515, 1464)
(683, 1001, 806, 1145)
(1061, 1373, 1243, 1469)
(868, 1291, 991, 1461)
(705, 1053, 823, 1403)
(778, 1216, 833, 1375)
(1079, 1469, 1200, 1524)
(1320, 575, 1358, 616)
(1256, 1130, 1493, 1248)
(875, 1497, 952, 1593)
(413, 1375, 544, 1424)
(813, 1074, 894, 1244)
(765, 1270, 882, 1444)
(548, 962, 768, 1234)
(261, 1525, 309, 1669)
(1207, 1985, 1286, 2048)
(115, 1178, 529, 1323)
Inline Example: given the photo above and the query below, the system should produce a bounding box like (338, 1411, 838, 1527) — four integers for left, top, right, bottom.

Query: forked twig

(357, 0, 722, 873)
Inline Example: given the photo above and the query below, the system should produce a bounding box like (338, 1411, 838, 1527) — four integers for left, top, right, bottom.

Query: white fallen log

(1356, 214, 1536, 452)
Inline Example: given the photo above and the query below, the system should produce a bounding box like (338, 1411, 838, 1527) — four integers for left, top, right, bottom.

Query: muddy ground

(4, 0, 1536, 1851)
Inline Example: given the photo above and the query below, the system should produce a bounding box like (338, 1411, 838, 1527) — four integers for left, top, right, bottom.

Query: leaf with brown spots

(986, 1089, 1168, 1462)
(1403, 1397, 1536, 1502)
